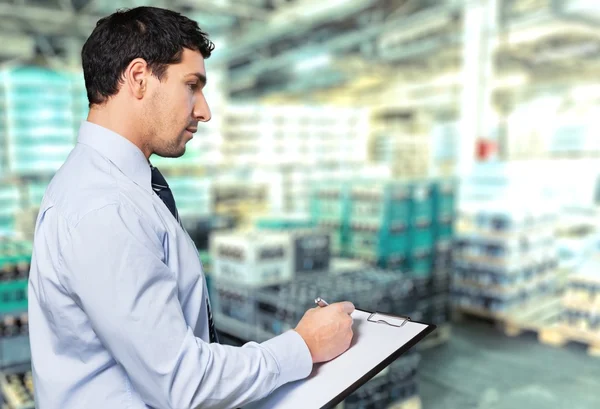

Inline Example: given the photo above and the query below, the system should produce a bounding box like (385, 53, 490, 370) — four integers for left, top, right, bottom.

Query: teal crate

(349, 182, 410, 229)
(0, 279, 28, 313)
(387, 182, 411, 223)
(1, 240, 33, 273)
(407, 251, 433, 278)
(310, 184, 349, 225)
(409, 221, 435, 253)
(0, 253, 31, 281)
(409, 182, 434, 225)
(13, 134, 74, 145)
(435, 217, 454, 245)
(386, 225, 410, 267)
(0, 216, 16, 233)
(388, 197, 410, 228)
(347, 225, 384, 265)
(0, 333, 31, 368)
(387, 223, 410, 249)
(349, 189, 386, 226)
(11, 100, 71, 112)
(8, 65, 72, 84)
(256, 215, 314, 230)
(317, 221, 347, 256)
(347, 223, 409, 267)
(13, 114, 72, 127)
(0, 254, 18, 270)
(433, 179, 457, 218)
(0, 334, 30, 368)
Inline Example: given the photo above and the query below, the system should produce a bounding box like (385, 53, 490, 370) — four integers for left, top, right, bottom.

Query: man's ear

(124, 58, 150, 99)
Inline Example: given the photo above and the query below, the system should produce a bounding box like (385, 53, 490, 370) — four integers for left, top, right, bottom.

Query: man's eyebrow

(187, 72, 207, 85)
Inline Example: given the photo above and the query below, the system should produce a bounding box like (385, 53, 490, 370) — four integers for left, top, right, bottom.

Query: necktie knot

(151, 166, 170, 190)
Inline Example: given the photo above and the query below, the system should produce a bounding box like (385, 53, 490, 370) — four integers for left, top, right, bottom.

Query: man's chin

(156, 147, 186, 159)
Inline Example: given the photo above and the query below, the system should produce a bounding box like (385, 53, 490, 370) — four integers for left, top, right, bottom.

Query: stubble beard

(146, 92, 187, 159)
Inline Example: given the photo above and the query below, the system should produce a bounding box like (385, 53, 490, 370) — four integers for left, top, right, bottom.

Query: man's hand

(294, 301, 355, 363)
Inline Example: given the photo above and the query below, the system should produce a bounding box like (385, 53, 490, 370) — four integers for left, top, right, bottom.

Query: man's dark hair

(82, 6, 215, 107)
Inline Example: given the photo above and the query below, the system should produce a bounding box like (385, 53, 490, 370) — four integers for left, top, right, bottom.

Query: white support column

(458, 0, 499, 177)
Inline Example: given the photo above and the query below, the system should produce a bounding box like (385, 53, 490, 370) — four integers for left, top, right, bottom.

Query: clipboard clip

(367, 311, 411, 328)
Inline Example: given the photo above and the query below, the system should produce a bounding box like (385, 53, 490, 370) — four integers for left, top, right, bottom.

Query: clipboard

(245, 308, 435, 409)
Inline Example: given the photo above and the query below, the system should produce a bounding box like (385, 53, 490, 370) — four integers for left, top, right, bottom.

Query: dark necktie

(151, 166, 180, 224)
(151, 165, 219, 344)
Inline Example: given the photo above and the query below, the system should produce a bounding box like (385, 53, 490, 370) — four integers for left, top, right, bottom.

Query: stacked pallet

(273, 163, 391, 215)
(210, 228, 332, 287)
(0, 73, 5, 176)
(430, 121, 459, 178)
(210, 230, 295, 288)
(2, 66, 75, 175)
(503, 262, 600, 356)
(0, 370, 34, 409)
(222, 105, 369, 166)
(0, 238, 31, 371)
(563, 272, 600, 333)
(452, 207, 559, 316)
(369, 109, 431, 179)
(554, 209, 600, 290)
(309, 178, 456, 338)
(310, 179, 456, 270)
(213, 182, 270, 227)
(0, 185, 18, 234)
(0, 239, 30, 314)
(0, 314, 29, 370)
(166, 176, 213, 218)
(370, 134, 430, 178)
(309, 182, 349, 255)
(212, 266, 416, 341)
(549, 259, 600, 355)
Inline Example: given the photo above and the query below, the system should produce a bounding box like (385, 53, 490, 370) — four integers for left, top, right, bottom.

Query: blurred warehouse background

(2, 0, 600, 408)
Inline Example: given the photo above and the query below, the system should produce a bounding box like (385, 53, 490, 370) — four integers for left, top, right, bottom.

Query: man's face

(144, 48, 211, 158)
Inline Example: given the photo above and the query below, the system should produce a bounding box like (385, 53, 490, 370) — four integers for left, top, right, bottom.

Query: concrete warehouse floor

(418, 320, 600, 409)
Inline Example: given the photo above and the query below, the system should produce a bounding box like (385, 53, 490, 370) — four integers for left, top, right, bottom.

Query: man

(28, 6, 354, 409)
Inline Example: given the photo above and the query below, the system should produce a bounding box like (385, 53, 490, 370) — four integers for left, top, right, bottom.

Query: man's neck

(87, 105, 151, 159)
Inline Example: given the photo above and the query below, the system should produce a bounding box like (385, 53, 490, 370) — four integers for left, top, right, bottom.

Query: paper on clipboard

(245, 309, 434, 409)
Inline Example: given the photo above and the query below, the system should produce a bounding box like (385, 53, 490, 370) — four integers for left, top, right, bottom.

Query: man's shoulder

(42, 145, 122, 227)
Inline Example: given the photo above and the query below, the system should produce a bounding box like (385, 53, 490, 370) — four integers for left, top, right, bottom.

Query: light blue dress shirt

(28, 121, 313, 409)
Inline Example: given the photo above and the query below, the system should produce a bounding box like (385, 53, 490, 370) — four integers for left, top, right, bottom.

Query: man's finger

(337, 301, 355, 315)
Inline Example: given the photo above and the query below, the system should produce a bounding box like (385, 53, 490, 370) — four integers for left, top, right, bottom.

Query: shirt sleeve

(59, 201, 313, 409)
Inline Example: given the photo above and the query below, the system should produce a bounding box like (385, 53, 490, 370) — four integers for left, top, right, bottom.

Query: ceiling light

(294, 54, 332, 72)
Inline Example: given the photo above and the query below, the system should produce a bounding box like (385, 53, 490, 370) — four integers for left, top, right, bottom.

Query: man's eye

(188, 83, 198, 91)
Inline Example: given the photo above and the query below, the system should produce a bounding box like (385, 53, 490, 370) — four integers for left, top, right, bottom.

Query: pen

(315, 297, 329, 307)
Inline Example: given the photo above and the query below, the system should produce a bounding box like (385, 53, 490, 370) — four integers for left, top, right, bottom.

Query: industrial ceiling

(0, 0, 599, 101)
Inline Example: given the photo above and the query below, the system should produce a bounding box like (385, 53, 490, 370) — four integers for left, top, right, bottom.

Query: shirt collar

(77, 121, 152, 193)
